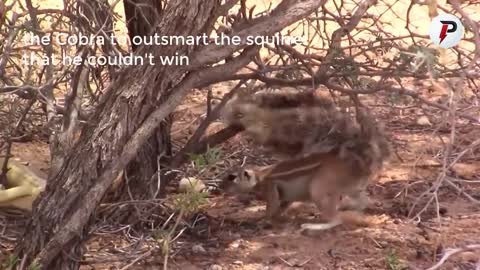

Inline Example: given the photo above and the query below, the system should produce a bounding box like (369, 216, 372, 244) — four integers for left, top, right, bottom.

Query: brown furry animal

(220, 144, 383, 232)
(221, 90, 388, 159)
(220, 90, 391, 232)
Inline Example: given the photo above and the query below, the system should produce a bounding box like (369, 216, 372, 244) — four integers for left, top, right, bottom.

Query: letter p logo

(429, 14, 464, 48)
(439, 21, 457, 43)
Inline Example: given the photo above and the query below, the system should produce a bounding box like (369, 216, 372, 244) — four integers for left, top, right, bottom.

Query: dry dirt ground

(133, 86, 480, 270)
(1, 83, 480, 270)
(1, 1, 479, 269)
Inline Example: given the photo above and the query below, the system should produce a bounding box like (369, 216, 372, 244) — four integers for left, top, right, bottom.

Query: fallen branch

(425, 244, 480, 270)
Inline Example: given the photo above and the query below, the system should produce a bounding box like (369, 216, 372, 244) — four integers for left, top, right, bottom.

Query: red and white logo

(429, 14, 464, 49)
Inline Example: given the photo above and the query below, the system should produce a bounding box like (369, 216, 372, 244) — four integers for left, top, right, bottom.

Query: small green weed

(385, 249, 408, 270)
(188, 146, 222, 170)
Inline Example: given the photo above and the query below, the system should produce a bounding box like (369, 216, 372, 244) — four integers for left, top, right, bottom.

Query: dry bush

(0, 0, 479, 268)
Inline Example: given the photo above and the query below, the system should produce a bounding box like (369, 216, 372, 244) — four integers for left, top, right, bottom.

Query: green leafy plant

(385, 249, 408, 270)
(153, 187, 208, 270)
(1, 254, 19, 269)
(188, 145, 223, 170)
(29, 262, 41, 270)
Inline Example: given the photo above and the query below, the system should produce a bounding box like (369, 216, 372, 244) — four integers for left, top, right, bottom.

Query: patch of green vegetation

(153, 184, 208, 270)
(29, 262, 41, 270)
(1, 254, 19, 269)
(188, 145, 223, 170)
(385, 249, 408, 270)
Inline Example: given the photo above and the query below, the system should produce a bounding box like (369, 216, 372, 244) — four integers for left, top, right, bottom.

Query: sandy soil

(2, 85, 479, 270)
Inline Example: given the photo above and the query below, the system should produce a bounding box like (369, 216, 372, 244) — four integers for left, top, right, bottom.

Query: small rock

(327, 249, 338, 257)
(416, 116, 432, 126)
(230, 240, 245, 249)
(192, 244, 207, 254)
(232, 260, 243, 265)
(207, 264, 222, 270)
(178, 177, 206, 193)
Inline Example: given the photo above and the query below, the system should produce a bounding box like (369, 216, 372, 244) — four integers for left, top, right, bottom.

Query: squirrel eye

(226, 174, 236, 182)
